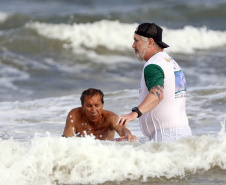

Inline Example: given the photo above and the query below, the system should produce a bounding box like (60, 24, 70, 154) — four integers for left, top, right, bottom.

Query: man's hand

(115, 112, 138, 127)
(126, 134, 138, 141)
(120, 135, 137, 142)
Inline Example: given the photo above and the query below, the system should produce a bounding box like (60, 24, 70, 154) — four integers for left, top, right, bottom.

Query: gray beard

(136, 52, 144, 61)
(135, 44, 148, 62)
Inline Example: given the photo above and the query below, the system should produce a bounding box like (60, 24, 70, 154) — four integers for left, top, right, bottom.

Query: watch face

(132, 107, 137, 111)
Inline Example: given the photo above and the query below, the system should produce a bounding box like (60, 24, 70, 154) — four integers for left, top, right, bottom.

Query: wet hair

(80, 88, 104, 105)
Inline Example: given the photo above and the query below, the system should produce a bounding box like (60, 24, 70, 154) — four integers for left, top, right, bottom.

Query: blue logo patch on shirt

(174, 70, 186, 98)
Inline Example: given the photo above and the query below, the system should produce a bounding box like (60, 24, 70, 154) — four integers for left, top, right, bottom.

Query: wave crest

(25, 20, 226, 54)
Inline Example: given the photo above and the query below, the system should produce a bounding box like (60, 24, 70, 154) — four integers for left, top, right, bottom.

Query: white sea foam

(165, 26, 226, 53)
(25, 20, 136, 52)
(1, 133, 226, 185)
(25, 20, 226, 54)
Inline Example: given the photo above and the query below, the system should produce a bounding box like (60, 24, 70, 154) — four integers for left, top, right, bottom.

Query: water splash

(218, 115, 226, 137)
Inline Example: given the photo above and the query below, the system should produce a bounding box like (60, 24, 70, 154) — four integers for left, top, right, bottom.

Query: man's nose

(91, 107, 96, 112)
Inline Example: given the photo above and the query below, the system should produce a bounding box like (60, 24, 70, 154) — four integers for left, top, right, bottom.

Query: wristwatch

(132, 107, 142, 118)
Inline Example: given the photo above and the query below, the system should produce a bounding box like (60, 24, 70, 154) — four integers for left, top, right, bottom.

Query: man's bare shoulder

(102, 110, 118, 122)
(69, 107, 82, 113)
(103, 109, 117, 116)
(67, 107, 83, 119)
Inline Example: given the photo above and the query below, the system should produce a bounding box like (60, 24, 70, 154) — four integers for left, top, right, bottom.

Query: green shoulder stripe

(144, 64, 164, 91)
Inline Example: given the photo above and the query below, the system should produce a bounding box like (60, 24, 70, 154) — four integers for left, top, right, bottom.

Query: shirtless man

(62, 88, 137, 141)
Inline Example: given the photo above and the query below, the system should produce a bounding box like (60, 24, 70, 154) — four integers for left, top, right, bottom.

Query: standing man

(116, 23, 192, 142)
(63, 88, 137, 141)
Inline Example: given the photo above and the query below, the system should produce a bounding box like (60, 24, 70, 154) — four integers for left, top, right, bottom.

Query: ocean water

(0, 0, 226, 184)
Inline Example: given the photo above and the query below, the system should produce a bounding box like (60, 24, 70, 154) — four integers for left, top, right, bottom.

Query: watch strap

(132, 107, 142, 118)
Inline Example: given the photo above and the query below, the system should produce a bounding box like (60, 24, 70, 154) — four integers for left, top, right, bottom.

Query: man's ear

(148, 38, 155, 46)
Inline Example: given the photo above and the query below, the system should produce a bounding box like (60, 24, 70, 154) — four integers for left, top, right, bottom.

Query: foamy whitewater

(1, 0, 226, 184)
(1, 133, 226, 185)
(25, 20, 226, 54)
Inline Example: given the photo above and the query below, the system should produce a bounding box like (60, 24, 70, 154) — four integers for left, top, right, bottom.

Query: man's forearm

(138, 85, 163, 115)
(122, 127, 132, 137)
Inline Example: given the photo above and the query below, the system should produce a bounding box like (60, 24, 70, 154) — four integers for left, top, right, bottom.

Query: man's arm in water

(110, 113, 137, 141)
(62, 109, 77, 137)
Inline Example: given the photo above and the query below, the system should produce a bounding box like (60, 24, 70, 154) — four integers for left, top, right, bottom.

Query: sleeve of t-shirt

(144, 64, 164, 91)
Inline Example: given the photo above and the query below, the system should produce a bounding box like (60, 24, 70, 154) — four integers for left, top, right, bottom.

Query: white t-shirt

(138, 51, 191, 141)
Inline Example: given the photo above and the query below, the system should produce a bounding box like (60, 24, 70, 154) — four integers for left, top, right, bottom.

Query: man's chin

(90, 116, 99, 122)
(136, 54, 144, 61)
